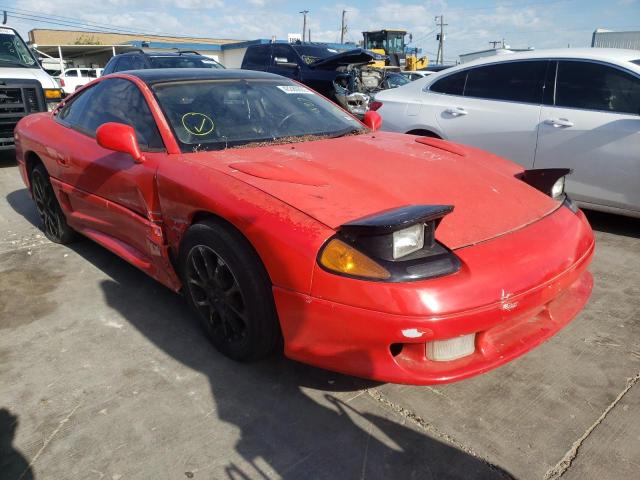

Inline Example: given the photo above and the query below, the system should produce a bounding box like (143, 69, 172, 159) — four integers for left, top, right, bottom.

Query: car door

(430, 60, 548, 166)
(52, 78, 171, 277)
(534, 60, 640, 213)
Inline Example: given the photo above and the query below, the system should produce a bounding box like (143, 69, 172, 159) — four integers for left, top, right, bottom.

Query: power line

(0, 5, 228, 42)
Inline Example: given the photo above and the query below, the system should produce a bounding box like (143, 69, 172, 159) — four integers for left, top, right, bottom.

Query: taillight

(369, 100, 383, 111)
(59, 78, 65, 87)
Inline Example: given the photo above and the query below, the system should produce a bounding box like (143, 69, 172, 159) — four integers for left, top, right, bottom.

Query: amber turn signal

(44, 88, 63, 100)
(319, 239, 390, 280)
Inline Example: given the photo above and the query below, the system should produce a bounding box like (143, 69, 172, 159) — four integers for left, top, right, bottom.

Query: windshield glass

(153, 79, 364, 152)
(149, 56, 224, 69)
(292, 45, 340, 65)
(0, 28, 38, 68)
(386, 73, 410, 88)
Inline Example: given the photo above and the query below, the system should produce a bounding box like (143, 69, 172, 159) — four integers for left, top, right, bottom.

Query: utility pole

(300, 10, 309, 42)
(435, 15, 447, 64)
(489, 40, 501, 48)
(340, 10, 347, 44)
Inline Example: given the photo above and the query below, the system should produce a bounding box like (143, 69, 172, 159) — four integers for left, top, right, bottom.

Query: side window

(130, 55, 146, 70)
(464, 61, 547, 103)
(63, 79, 164, 150)
(242, 46, 269, 70)
(429, 70, 467, 96)
(80, 70, 90, 77)
(114, 56, 134, 72)
(271, 44, 296, 66)
(57, 84, 99, 125)
(65, 70, 78, 77)
(555, 61, 640, 115)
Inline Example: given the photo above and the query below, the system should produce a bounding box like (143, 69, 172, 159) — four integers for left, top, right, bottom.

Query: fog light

(426, 334, 476, 361)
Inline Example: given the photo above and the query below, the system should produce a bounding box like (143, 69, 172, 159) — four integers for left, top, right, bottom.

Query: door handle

(545, 118, 574, 128)
(444, 107, 468, 116)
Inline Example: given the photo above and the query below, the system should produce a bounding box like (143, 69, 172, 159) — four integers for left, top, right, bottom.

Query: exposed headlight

(318, 205, 461, 282)
(393, 223, 425, 259)
(516, 168, 571, 200)
(551, 176, 565, 199)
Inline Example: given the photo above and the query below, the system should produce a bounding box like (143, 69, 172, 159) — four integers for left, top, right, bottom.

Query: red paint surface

(14, 73, 595, 384)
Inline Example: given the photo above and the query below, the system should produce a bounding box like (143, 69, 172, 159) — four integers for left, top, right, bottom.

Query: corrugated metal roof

(592, 30, 640, 50)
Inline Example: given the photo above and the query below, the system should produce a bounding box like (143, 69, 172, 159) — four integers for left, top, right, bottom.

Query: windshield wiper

(327, 127, 366, 138)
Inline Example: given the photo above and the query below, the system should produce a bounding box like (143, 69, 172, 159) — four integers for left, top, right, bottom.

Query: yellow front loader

(362, 29, 428, 71)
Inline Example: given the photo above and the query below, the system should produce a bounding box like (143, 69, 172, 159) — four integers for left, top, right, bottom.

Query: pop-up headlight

(393, 223, 425, 259)
(318, 205, 461, 282)
(516, 168, 571, 200)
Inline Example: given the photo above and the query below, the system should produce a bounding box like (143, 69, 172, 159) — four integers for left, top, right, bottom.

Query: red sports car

(15, 69, 594, 385)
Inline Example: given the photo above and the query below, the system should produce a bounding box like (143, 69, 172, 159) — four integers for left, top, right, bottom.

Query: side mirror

(96, 122, 144, 163)
(363, 110, 382, 132)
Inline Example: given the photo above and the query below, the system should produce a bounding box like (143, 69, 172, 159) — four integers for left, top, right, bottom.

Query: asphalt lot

(1, 149, 638, 480)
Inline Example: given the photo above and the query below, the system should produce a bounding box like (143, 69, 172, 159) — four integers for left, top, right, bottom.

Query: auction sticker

(277, 85, 313, 94)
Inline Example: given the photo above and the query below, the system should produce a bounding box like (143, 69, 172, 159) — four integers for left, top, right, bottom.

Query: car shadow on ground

(584, 209, 640, 239)
(0, 408, 35, 480)
(6, 186, 511, 479)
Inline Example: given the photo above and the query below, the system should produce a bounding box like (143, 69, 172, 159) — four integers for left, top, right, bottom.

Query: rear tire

(31, 164, 77, 244)
(179, 219, 281, 361)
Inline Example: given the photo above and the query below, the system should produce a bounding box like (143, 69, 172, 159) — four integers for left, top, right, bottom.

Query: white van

(0, 26, 63, 149)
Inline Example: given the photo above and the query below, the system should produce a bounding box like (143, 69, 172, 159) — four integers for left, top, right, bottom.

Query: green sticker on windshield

(182, 112, 215, 136)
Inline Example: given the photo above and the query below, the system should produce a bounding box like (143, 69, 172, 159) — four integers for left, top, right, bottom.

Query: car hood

(0, 66, 58, 88)
(193, 132, 560, 250)
(310, 49, 377, 69)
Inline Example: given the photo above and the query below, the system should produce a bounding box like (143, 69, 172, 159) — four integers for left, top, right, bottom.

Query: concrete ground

(1, 149, 638, 480)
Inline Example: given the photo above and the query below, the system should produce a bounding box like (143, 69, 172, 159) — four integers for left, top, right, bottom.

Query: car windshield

(149, 56, 224, 69)
(292, 45, 341, 65)
(153, 79, 364, 152)
(0, 29, 38, 68)
(387, 73, 410, 88)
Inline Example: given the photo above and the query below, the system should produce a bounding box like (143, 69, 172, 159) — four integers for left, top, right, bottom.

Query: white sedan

(375, 48, 640, 218)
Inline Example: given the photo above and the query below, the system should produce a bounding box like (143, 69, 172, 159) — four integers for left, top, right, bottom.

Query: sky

(4, 0, 640, 62)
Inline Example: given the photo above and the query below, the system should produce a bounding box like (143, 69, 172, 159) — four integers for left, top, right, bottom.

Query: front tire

(31, 164, 77, 244)
(179, 220, 281, 361)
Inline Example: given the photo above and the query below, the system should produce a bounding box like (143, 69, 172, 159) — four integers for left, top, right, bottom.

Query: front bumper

(274, 207, 595, 385)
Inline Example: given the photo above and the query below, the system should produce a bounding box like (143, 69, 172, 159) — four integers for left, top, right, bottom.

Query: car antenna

(3, 11, 7, 25)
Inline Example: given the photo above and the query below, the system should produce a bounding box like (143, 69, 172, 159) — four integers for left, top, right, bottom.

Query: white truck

(0, 26, 63, 149)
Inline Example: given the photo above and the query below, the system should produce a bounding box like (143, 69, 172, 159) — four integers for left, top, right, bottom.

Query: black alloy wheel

(180, 220, 281, 361)
(31, 164, 76, 244)
(186, 245, 248, 345)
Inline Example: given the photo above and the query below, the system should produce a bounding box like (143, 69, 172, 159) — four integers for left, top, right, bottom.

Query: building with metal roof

(592, 29, 640, 50)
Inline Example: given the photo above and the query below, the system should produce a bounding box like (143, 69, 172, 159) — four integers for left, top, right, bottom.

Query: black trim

(318, 205, 461, 282)
(562, 194, 579, 214)
(516, 168, 571, 197)
(340, 205, 454, 235)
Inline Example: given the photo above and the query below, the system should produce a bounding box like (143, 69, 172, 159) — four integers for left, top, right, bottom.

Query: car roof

(120, 68, 286, 85)
(444, 48, 640, 72)
(119, 50, 206, 58)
